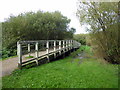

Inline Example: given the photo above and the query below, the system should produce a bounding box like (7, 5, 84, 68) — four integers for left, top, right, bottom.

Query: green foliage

(77, 2, 119, 64)
(73, 34, 88, 45)
(25, 56, 34, 59)
(0, 78, 1, 90)
(2, 11, 75, 59)
(2, 48, 17, 59)
(89, 26, 119, 64)
(2, 52, 118, 88)
(2, 11, 72, 49)
(2, 48, 11, 59)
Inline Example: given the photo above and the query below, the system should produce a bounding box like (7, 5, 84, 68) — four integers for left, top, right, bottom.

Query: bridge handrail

(17, 40, 81, 69)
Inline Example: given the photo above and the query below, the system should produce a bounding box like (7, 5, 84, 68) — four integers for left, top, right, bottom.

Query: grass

(25, 55, 34, 59)
(0, 78, 2, 90)
(70, 45, 92, 58)
(1, 54, 34, 61)
(2, 46, 118, 88)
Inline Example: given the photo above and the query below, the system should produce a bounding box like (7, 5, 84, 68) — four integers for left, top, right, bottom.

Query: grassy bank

(2, 46, 118, 88)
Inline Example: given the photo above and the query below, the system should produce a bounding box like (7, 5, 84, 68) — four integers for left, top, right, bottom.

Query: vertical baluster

(54, 40, 56, 58)
(28, 44, 30, 56)
(73, 40, 75, 51)
(35, 42, 39, 65)
(46, 41, 49, 62)
(63, 40, 65, 53)
(66, 40, 67, 51)
(17, 41, 22, 69)
(59, 40, 61, 55)
(71, 40, 73, 49)
(69, 40, 70, 50)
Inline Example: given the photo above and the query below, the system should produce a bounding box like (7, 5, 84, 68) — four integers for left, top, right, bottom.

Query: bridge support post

(63, 40, 65, 53)
(70, 40, 71, 50)
(28, 44, 30, 56)
(46, 41, 49, 62)
(69, 40, 71, 51)
(69, 40, 71, 53)
(71, 40, 73, 51)
(35, 42, 39, 65)
(54, 41, 56, 58)
(62, 40, 65, 57)
(59, 40, 61, 55)
(66, 40, 68, 52)
(17, 41, 22, 69)
(73, 40, 75, 51)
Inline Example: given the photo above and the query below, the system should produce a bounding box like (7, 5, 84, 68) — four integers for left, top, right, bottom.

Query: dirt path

(1, 57, 18, 77)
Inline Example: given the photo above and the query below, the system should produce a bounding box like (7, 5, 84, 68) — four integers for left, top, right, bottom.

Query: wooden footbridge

(17, 40, 81, 69)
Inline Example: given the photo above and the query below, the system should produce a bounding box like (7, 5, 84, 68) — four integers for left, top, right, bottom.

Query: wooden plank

(19, 40, 64, 44)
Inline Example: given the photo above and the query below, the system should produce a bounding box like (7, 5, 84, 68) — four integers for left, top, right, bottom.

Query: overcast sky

(0, 0, 88, 34)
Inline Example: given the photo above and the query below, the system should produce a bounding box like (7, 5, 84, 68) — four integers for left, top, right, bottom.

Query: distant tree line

(2, 11, 76, 58)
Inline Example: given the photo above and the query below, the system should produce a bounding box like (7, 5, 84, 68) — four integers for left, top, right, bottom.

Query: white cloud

(0, 0, 87, 34)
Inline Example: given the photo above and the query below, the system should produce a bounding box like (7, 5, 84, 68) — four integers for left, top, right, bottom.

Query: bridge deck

(22, 47, 62, 63)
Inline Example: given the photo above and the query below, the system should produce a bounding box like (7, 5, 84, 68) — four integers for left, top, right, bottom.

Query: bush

(73, 34, 89, 45)
(89, 25, 119, 64)
(2, 48, 17, 59)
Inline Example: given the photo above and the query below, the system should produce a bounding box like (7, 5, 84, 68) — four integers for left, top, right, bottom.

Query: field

(2, 46, 118, 88)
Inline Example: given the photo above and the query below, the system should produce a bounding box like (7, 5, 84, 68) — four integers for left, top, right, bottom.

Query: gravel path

(0, 57, 18, 77)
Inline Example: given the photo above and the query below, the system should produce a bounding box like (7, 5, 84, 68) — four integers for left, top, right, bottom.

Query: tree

(2, 11, 74, 58)
(77, 2, 119, 64)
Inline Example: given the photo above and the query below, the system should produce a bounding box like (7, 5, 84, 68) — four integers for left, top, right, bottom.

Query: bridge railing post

(72, 40, 74, 49)
(17, 41, 22, 69)
(70, 40, 72, 50)
(46, 41, 49, 62)
(35, 42, 39, 65)
(67, 40, 69, 51)
(28, 44, 30, 56)
(54, 40, 56, 58)
(63, 40, 65, 53)
(59, 40, 61, 55)
(66, 40, 67, 51)
(69, 40, 71, 51)
(73, 40, 75, 51)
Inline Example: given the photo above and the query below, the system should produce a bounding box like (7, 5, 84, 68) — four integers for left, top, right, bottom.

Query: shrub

(73, 34, 88, 45)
